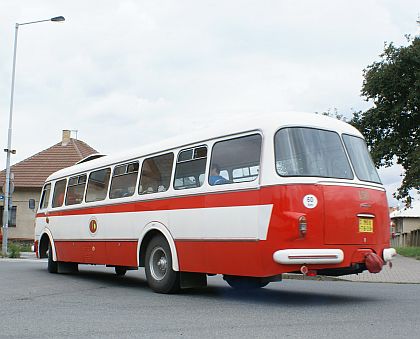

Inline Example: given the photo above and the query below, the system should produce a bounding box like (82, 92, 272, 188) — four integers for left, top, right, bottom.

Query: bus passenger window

(86, 168, 111, 202)
(52, 179, 67, 208)
(65, 174, 87, 206)
(40, 183, 51, 209)
(209, 134, 262, 186)
(139, 153, 174, 195)
(109, 162, 139, 199)
(174, 146, 207, 190)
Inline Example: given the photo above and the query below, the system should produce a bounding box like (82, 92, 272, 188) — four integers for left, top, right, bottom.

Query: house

(0, 130, 98, 241)
(390, 201, 420, 247)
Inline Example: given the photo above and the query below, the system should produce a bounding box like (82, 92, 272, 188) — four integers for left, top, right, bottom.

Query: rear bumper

(273, 249, 344, 264)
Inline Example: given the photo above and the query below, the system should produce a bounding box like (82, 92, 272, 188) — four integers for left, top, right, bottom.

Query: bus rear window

(275, 127, 353, 179)
(343, 134, 381, 184)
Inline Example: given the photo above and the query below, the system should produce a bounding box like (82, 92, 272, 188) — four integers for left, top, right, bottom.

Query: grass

(396, 247, 420, 260)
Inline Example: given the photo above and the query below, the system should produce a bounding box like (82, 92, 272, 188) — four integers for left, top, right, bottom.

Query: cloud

(0, 0, 418, 206)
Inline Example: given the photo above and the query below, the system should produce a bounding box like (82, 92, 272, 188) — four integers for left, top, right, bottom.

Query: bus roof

(45, 112, 362, 182)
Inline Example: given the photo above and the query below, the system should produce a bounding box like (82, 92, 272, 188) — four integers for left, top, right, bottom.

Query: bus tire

(115, 267, 127, 276)
(47, 243, 58, 274)
(145, 235, 180, 294)
(223, 275, 269, 290)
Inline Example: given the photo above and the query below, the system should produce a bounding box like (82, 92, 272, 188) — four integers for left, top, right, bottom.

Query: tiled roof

(0, 138, 97, 188)
(390, 201, 420, 218)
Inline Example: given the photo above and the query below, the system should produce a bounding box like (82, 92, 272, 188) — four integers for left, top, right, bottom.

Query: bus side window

(174, 146, 207, 190)
(86, 168, 111, 202)
(209, 134, 262, 186)
(39, 183, 51, 209)
(65, 174, 87, 206)
(52, 179, 67, 208)
(109, 162, 139, 199)
(139, 153, 174, 195)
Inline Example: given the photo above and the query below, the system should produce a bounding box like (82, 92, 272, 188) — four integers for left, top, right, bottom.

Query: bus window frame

(85, 167, 112, 203)
(138, 152, 174, 196)
(39, 183, 51, 210)
(174, 145, 208, 191)
(65, 174, 88, 206)
(51, 178, 68, 208)
(208, 133, 263, 187)
(109, 161, 140, 200)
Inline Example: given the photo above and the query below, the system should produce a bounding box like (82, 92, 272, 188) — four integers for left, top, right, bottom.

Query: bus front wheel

(47, 243, 58, 274)
(145, 235, 180, 294)
(223, 275, 269, 289)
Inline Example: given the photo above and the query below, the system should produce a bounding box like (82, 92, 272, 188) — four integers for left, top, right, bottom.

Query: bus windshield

(342, 134, 381, 184)
(274, 127, 353, 179)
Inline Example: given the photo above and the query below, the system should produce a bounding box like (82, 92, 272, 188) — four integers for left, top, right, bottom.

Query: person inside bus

(209, 164, 230, 185)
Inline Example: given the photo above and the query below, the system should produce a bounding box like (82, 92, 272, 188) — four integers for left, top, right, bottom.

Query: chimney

(62, 130, 71, 146)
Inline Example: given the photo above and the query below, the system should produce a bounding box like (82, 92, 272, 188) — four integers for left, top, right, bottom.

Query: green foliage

(316, 108, 348, 122)
(351, 36, 420, 206)
(8, 242, 21, 258)
(396, 246, 420, 260)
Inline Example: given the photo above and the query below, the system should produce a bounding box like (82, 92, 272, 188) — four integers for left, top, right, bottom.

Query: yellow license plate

(359, 218, 373, 233)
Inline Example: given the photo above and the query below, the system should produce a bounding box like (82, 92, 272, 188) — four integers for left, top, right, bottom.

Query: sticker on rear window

(303, 195, 318, 209)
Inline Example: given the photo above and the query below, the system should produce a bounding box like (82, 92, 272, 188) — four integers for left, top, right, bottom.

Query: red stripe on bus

(36, 189, 261, 218)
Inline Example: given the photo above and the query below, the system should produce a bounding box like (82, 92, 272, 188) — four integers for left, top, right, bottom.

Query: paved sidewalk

(340, 254, 420, 284)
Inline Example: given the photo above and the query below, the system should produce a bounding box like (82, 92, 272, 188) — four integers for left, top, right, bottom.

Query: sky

(0, 0, 419, 206)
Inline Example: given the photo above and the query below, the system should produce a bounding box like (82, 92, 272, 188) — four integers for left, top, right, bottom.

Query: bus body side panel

(54, 240, 138, 267)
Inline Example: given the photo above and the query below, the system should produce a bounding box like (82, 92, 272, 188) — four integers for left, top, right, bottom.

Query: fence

(391, 229, 420, 247)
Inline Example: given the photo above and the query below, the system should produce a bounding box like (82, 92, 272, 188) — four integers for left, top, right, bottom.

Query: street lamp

(2, 16, 65, 256)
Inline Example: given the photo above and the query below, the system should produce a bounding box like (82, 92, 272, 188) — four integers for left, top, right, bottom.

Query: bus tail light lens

(298, 216, 307, 237)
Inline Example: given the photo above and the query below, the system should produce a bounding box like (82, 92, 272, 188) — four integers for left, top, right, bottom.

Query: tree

(351, 36, 420, 206)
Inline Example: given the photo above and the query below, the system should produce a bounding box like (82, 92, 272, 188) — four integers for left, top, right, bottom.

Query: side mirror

(29, 199, 36, 210)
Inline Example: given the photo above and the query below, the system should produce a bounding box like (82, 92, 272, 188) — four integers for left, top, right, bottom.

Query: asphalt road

(0, 259, 419, 338)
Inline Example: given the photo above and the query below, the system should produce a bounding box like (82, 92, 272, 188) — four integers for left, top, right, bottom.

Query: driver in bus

(209, 164, 230, 185)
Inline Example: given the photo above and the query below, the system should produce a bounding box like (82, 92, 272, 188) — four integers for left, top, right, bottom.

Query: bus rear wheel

(223, 275, 269, 290)
(145, 235, 180, 294)
(47, 243, 58, 274)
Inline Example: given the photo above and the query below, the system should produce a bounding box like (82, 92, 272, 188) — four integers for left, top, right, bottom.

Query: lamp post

(2, 16, 65, 256)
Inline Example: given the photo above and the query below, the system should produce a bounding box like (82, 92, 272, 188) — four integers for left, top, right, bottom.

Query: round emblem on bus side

(89, 218, 98, 234)
(303, 195, 318, 209)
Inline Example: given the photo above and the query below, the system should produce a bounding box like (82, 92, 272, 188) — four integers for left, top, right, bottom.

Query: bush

(8, 242, 21, 258)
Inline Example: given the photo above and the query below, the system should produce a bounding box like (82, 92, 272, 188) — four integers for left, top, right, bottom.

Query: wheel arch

(137, 222, 179, 271)
(39, 229, 57, 261)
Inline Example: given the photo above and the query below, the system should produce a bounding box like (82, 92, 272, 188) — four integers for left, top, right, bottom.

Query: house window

(0, 206, 17, 227)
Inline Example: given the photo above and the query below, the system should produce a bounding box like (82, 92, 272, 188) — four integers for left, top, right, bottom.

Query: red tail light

(298, 216, 307, 237)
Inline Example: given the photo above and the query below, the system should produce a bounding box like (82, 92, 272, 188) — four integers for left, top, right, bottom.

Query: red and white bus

(34, 112, 396, 293)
